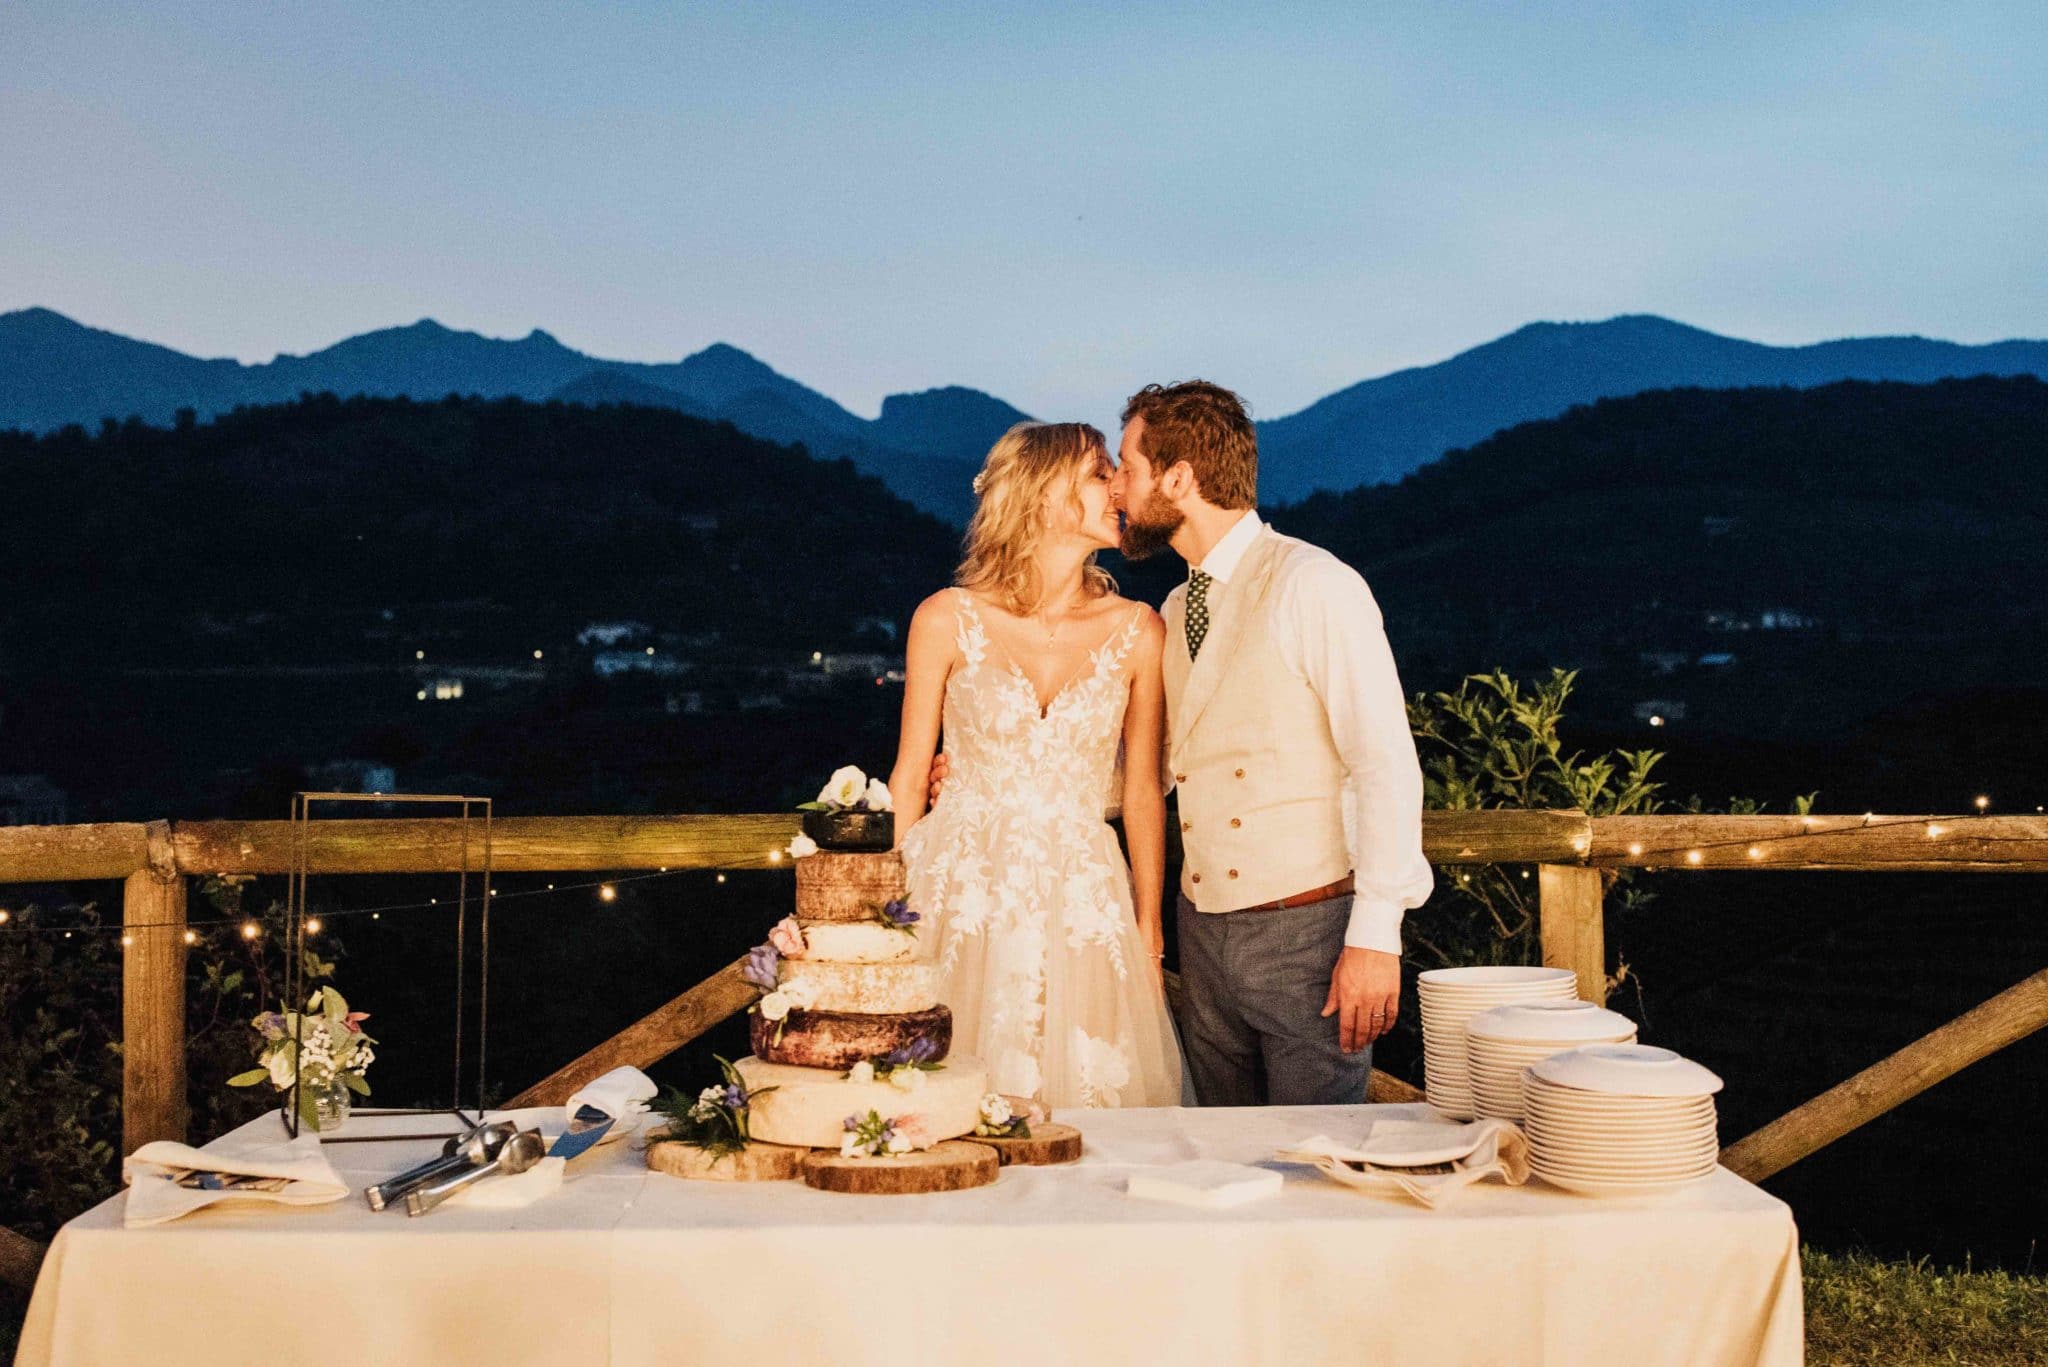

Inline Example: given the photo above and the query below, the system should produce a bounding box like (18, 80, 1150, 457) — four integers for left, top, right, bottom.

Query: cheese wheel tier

(794, 921, 922, 964)
(733, 1054, 988, 1149)
(751, 1004, 953, 1070)
(794, 851, 907, 923)
(779, 959, 937, 1014)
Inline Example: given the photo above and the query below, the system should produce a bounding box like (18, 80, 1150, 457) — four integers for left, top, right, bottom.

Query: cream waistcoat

(1163, 527, 1350, 911)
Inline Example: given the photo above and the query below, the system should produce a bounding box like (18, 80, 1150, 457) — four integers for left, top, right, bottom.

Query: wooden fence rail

(3, 806, 2044, 1285)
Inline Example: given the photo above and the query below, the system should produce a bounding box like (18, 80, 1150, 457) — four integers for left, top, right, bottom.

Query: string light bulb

(183, 929, 198, 945)
(768, 849, 784, 864)
(1974, 795, 1991, 812)
(0, 909, 10, 925)
(1685, 850, 1704, 866)
(716, 873, 727, 884)
(1926, 824, 1945, 839)
(241, 922, 260, 940)
(305, 917, 322, 935)
(1747, 846, 1763, 860)
(598, 884, 617, 903)
(120, 934, 133, 948)
(1627, 842, 1644, 857)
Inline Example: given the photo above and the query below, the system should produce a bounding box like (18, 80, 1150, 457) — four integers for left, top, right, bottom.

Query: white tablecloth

(18, 1103, 1802, 1366)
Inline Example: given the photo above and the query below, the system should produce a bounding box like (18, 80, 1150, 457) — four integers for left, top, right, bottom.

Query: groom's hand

(1322, 947, 1401, 1053)
(926, 753, 950, 806)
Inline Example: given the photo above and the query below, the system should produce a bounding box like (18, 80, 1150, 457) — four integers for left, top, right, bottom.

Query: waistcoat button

(1234, 768, 1245, 778)
(1180, 820, 1191, 833)
(1175, 772, 1187, 783)
(1191, 873, 1202, 884)
(1229, 817, 1242, 828)
(1227, 869, 1239, 879)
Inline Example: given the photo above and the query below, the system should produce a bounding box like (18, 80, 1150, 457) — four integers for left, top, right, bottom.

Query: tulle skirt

(901, 798, 1183, 1109)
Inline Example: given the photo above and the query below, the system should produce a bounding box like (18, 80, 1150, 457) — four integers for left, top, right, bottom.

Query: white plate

(1527, 1139, 1720, 1163)
(488, 1105, 642, 1148)
(1467, 1001, 1638, 1044)
(1533, 1168, 1716, 1197)
(1531, 1160, 1719, 1182)
(1530, 1045, 1724, 1098)
(1419, 966, 1580, 988)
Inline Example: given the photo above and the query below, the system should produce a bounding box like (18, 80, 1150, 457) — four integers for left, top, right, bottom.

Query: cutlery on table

(406, 1128, 547, 1216)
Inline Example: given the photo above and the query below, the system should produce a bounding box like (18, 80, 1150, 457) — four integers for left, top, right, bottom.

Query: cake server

(546, 1104, 617, 1161)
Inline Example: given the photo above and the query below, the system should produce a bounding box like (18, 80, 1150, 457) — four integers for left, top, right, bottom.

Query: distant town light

(1648, 714, 1665, 728)
(533, 649, 544, 660)
(417, 690, 428, 701)
(646, 646, 656, 655)
(415, 650, 425, 660)
(812, 651, 823, 663)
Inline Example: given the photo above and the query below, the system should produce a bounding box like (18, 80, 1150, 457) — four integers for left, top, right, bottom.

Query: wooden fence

(3, 808, 2045, 1292)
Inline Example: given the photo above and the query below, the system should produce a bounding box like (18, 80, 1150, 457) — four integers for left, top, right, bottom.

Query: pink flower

(767, 916, 807, 959)
(891, 1113, 932, 1151)
(343, 1012, 371, 1034)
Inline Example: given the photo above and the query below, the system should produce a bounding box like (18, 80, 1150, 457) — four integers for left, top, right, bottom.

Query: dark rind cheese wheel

(750, 1004, 953, 1069)
(794, 851, 908, 922)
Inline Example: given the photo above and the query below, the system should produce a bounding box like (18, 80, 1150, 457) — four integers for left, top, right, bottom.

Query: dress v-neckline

(956, 590, 1135, 721)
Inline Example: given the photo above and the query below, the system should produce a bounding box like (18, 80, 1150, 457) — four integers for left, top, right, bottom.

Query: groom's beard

(1118, 490, 1184, 561)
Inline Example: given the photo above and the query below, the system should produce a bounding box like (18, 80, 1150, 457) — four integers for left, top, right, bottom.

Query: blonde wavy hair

(956, 421, 1117, 616)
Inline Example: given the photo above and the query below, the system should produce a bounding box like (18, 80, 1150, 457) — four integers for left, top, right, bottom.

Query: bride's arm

(887, 592, 954, 841)
(1120, 612, 1169, 971)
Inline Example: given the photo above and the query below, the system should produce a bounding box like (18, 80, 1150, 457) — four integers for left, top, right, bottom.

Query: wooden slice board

(973, 1122, 1082, 1166)
(801, 1139, 999, 1194)
(646, 1138, 806, 1182)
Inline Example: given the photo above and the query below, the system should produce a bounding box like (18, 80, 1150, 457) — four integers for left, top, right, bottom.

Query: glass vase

(290, 1077, 352, 1133)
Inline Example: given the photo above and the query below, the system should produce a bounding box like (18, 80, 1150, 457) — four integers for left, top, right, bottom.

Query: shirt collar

(1194, 510, 1264, 586)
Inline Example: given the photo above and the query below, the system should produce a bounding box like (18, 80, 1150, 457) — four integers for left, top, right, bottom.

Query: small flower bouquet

(650, 1056, 777, 1162)
(845, 1036, 946, 1090)
(228, 987, 376, 1132)
(742, 925, 817, 1043)
(796, 764, 894, 851)
(973, 1092, 1031, 1140)
(841, 1108, 932, 1158)
(871, 898, 919, 938)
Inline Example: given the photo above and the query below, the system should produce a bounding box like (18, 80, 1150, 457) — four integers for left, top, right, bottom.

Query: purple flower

(721, 1084, 746, 1110)
(843, 1114, 860, 1132)
(254, 1011, 287, 1040)
(741, 942, 781, 991)
(881, 899, 918, 928)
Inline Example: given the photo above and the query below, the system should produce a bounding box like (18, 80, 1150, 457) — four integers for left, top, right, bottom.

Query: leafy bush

(0, 876, 334, 1243)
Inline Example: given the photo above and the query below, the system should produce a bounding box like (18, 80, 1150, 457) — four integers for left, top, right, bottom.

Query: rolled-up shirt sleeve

(1279, 552, 1435, 954)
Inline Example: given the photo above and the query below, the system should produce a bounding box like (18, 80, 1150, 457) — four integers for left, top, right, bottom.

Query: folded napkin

(446, 1155, 565, 1209)
(123, 1127, 349, 1227)
(1276, 1116, 1530, 1208)
(566, 1065, 657, 1129)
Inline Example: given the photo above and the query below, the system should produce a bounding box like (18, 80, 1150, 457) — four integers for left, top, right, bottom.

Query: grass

(1806, 1248, 2047, 1366)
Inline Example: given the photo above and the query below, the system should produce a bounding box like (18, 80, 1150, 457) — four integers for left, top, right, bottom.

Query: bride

(886, 421, 1183, 1109)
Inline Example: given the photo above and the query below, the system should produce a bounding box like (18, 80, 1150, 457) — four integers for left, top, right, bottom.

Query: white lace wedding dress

(899, 590, 1184, 1109)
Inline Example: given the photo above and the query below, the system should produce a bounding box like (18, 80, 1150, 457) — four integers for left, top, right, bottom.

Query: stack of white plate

(1417, 966, 1578, 1119)
(1524, 1045, 1724, 1196)
(1466, 1001, 1638, 1122)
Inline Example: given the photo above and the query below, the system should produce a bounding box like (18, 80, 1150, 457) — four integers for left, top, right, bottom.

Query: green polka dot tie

(1186, 569, 1213, 659)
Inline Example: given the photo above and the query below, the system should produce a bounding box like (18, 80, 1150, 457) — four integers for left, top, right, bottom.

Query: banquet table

(18, 1102, 1802, 1366)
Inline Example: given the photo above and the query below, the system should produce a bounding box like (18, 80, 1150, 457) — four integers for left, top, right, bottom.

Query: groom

(1112, 380, 1433, 1106)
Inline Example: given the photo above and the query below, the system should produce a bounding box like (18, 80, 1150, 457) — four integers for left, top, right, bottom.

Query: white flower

(863, 778, 893, 812)
(889, 1067, 926, 1093)
(265, 1047, 296, 1088)
(787, 833, 819, 859)
(757, 991, 793, 1022)
(819, 765, 867, 808)
(884, 1131, 912, 1155)
(699, 1085, 725, 1105)
(846, 1061, 876, 1084)
(979, 1093, 1012, 1126)
(839, 1132, 861, 1158)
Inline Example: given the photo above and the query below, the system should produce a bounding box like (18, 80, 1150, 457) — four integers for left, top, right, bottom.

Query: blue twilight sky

(3, 1, 2043, 425)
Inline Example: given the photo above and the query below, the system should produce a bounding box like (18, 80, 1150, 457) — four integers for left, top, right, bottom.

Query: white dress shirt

(1188, 511, 1434, 954)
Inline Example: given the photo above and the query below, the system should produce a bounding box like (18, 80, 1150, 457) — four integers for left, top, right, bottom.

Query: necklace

(1033, 592, 1084, 643)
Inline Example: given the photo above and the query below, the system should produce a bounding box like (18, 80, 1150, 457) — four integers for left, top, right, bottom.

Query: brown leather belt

(1240, 874, 1354, 912)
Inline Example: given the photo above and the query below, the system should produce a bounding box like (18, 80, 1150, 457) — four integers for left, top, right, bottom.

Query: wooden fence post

(1537, 864, 1606, 1004)
(1721, 966, 2048, 1183)
(122, 823, 187, 1154)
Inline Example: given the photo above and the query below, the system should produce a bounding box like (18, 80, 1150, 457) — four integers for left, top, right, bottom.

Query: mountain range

(5, 306, 2046, 515)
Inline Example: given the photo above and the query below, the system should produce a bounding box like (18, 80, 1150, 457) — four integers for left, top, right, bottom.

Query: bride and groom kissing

(882, 380, 1433, 1110)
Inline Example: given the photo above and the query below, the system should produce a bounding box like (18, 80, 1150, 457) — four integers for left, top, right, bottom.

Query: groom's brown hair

(1121, 380, 1258, 510)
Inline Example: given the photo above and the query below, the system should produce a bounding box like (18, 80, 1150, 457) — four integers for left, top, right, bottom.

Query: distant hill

(1256, 315, 2048, 501)
(1271, 376, 2048, 734)
(0, 308, 1020, 521)
(14, 305, 2048, 521)
(0, 393, 961, 666)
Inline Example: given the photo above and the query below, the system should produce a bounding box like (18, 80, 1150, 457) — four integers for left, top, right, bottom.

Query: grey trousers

(1176, 891, 1370, 1106)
